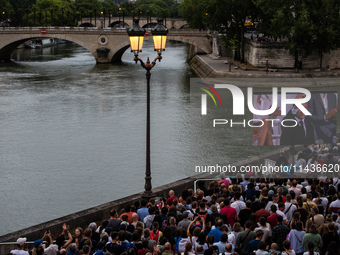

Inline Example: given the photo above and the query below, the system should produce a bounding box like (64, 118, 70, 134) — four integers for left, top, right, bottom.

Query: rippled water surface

(0, 41, 276, 236)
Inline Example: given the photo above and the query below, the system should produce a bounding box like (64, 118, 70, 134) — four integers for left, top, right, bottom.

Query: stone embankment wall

(0, 145, 293, 253)
(246, 40, 340, 69)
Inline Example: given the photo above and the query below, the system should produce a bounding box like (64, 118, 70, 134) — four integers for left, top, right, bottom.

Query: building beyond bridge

(0, 27, 213, 63)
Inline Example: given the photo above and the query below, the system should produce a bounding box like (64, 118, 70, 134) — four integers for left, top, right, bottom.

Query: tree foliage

(178, 0, 208, 29)
(134, 0, 178, 18)
(255, 0, 340, 68)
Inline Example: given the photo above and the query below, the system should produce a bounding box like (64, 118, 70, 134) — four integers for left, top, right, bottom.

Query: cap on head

(17, 237, 27, 246)
(33, 239, 43, 248)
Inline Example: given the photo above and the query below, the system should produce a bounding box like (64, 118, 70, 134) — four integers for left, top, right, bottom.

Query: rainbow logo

(198, 82, 223, 106)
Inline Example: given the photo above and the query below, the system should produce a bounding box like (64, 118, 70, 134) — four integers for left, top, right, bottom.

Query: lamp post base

(142, 190, 155, 200)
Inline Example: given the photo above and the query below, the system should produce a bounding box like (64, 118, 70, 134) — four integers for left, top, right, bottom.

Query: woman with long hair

(290, 212, 302, 230)
(73, 227, 84, 247)
(193, 232, 207, 252)
(150, 221, 162, 243)
(231, 222, 241, 248)
(282, 240, 296, 255)
(182, 242, 194, 255)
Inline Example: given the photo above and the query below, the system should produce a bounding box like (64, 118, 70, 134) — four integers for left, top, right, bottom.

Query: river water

(0, 41, 273, 236)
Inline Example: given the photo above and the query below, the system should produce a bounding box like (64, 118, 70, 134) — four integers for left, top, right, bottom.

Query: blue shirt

(137, 208, 149, 222)
(240, 180, 249, 191)
(208, 227, 221, 242)
(248, 239, 260, 254)
(213, 241, 234, 253)
(246, 188, 256, 202)
(288, 229, 305, 254)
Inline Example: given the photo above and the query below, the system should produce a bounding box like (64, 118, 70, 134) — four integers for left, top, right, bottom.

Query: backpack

(197, 212, 207, 224)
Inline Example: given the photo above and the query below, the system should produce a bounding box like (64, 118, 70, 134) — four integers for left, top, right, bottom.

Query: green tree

(134, 0, 178, 18)
(119, 1, 135, 16)
(308, 0, 340, 68)
(101, 0, 118, 14)
(75, 0, 101, 18)
(255, 0, 340, 69)
(180, 0, 256, 62)
(179, 0, 208, 29)
(31, 0, 76, 26)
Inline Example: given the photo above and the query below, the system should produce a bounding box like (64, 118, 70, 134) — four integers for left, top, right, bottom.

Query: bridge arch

(0, 28, 212, 63)
(79, 23, 95, 27)
(111, 35, 212, 63)
(0, 34, 99, 62)
(142, 23, 157, 28)
(109, 21, 130, 28)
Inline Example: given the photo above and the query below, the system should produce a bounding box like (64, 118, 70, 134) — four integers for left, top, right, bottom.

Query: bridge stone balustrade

(0, 27, 212, 63)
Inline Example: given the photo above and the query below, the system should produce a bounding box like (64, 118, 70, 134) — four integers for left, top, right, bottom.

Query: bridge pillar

(96, 47, 111, 63)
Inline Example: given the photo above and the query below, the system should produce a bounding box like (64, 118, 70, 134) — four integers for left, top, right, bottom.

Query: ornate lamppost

(127, 19, 168, 199)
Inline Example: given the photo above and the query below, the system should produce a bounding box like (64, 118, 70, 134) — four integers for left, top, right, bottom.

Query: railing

(0, 27, 209, 36)
(0, 240, 53, 254)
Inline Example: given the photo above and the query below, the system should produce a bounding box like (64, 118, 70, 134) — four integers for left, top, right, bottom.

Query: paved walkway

(198, 54, 340, 78)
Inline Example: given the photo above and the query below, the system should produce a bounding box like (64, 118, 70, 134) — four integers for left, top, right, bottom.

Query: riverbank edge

(0, 145, 291, 249)
(189, 54, 340, 80)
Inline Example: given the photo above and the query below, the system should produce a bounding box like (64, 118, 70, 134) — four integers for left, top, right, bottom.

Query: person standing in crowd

(302, 224, 323, 253)
(10, 238, 29, 255)
(271, 216, 289, 251)
(236, 220, 256, 255)
(288, 221, 305, 255)
(167, 190, 179, 206)
(11, 175, 340, 255)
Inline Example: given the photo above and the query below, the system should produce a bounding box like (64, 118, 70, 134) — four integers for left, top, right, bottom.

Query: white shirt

(44, 244, 59, 255)
(313, 197, 328, 213)
(283, 251, 296, 255)
(254, 226, 271, 242)
(253, 94, 273, 119)
(277, 210, 287, 221)
(227, 232, 235, 246)
(10, 250, 29, 255)
(284, 202, 297, 221)
(303, 252, 319, 255)
(321, 93, 329, 114)
(329, 199, 340, 215)
(231, 200, 246, 215)
(256, 250, 268, 255)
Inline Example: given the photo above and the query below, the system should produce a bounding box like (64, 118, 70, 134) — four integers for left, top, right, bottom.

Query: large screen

(253, 92, 338, 146)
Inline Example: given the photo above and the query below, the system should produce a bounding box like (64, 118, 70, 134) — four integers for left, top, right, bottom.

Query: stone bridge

(0, 27, 213, 63)
(79, 17, 188, 30)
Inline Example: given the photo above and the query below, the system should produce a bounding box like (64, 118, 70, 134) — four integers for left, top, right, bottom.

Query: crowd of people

(9, 144, 340, 255)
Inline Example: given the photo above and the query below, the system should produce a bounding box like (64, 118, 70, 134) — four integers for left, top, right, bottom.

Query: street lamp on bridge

(127, 19, 168, 199)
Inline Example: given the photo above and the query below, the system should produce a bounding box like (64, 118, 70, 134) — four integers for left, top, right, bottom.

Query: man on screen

(306, 93, 337, 143)
(280, 102, 315, 145)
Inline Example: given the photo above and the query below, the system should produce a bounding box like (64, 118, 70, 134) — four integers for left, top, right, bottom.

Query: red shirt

(267, 214, 279, 229)
(256, 209, 270, 222)
(166, 196, 179, 206)
(220, 206, 237, 226)
(119, 212, 136, 224)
